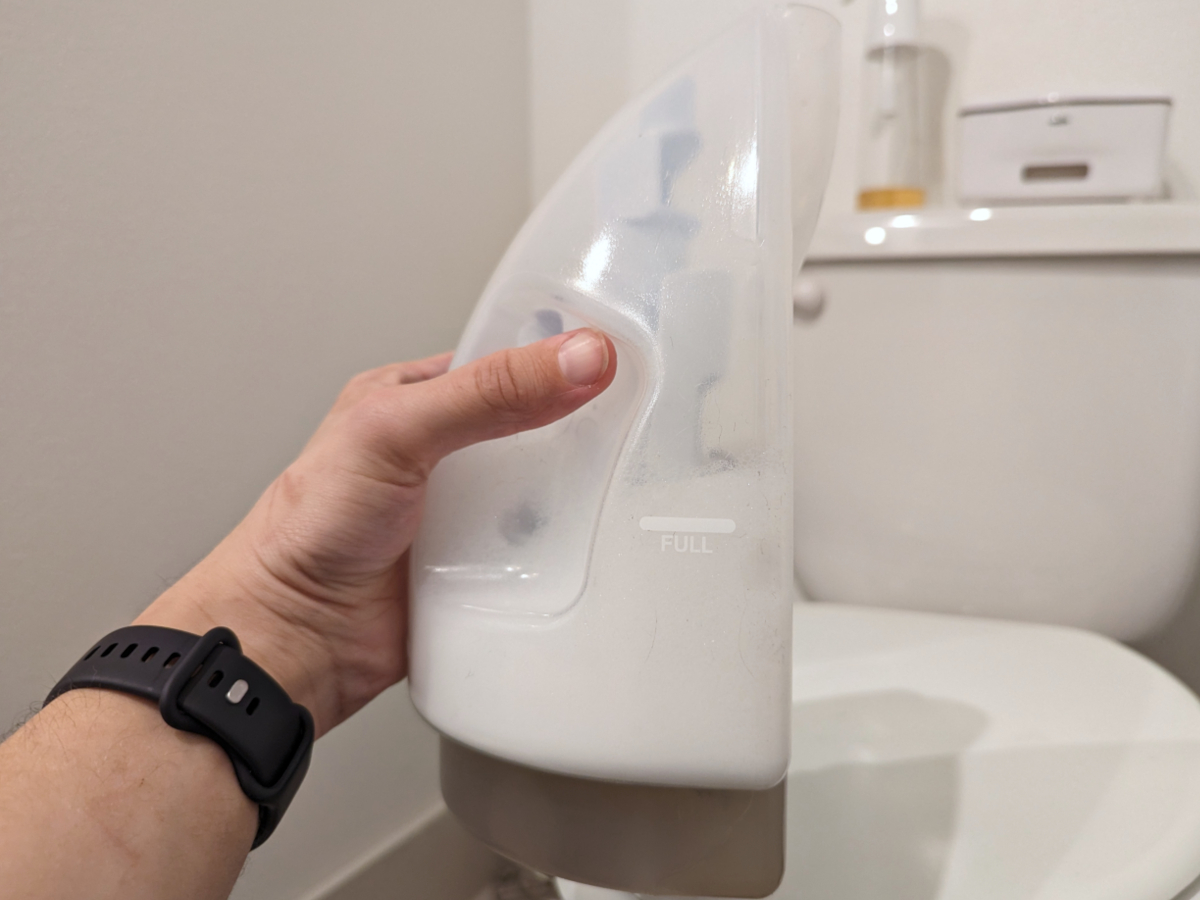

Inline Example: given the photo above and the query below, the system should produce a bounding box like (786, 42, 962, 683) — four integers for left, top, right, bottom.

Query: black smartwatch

(45, 625, 314, 847)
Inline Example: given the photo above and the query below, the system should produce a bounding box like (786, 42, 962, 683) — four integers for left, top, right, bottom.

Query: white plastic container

(959, 95, 1171, 204)
(408, 6, 839, 896)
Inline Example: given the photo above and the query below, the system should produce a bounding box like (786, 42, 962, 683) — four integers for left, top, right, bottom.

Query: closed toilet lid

(562, 602, 1200, 900)
(786, 602, 1200, 900)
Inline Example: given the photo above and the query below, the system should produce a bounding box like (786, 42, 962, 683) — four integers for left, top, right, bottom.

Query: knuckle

(341, 392, 398, 458)
(474, 351, 543, 417)
(343, 392, 430, 483)
(336, 370, 380, 406)
(271, 465, 308, 508)
(344, 389, 392, 435)
(347, 370, 376, 390)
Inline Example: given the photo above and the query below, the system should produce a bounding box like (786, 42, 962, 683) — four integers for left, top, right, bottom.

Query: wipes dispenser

(410, 7, 839, 897)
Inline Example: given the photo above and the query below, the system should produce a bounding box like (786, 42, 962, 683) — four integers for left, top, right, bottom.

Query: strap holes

(120, 643, 138, 659)
(208, 671, 224, 688)
(246, 698, 260, 716)
(100, 643, 119, 658)
(141, 647, 159, 663)
(163, 652, 181, 669)
(84, 645, 101, 660)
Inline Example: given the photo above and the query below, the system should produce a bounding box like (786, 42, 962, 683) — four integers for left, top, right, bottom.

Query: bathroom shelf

(806, 202, 1200, 262)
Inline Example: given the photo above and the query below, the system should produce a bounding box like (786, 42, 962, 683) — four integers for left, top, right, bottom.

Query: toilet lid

(785, 602, 1200, 900)
(562, 603, 1200, 900)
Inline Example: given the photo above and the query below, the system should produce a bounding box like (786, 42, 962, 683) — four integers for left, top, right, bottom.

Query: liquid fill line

(638, 516, 736, 534)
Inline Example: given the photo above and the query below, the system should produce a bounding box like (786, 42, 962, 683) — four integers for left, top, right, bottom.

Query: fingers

(395, 352, 454, 385)
(330, 352, 454, 413)
(347, 328, 616, 480)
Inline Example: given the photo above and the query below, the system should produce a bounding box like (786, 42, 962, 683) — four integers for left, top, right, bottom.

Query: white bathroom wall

(0, 3, 528, 899)
(529, 0, 1200, 211)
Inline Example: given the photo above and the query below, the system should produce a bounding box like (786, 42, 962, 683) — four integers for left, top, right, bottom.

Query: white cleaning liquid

(409, 8, 839, 891)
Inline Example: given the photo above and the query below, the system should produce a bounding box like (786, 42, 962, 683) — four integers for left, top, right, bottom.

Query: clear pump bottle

(858, 0, 925, 209)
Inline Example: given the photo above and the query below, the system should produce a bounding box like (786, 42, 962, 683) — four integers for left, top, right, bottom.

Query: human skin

(0, 328, 615, 900)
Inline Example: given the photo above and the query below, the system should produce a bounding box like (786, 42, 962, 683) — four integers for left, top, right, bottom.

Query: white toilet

(562, 204, 1200, 900)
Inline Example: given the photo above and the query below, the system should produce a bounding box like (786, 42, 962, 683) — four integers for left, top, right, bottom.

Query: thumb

(372, 328, 617, 474)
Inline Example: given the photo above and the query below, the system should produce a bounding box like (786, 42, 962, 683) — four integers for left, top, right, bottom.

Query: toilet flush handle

(793, 277, 826, 320)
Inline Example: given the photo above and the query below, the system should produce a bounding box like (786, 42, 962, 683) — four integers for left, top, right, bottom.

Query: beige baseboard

(310, 805, 503, 900)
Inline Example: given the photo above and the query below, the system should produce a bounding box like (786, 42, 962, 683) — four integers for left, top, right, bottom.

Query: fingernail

(557, 330, 609, 386)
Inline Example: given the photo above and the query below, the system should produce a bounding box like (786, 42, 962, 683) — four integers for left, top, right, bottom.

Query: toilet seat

(562, 602, 1200, 900)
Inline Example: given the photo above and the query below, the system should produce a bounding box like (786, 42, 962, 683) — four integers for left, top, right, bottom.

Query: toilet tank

(793, 206, 1200, 641)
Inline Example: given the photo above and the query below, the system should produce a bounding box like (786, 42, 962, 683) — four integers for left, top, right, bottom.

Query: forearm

(0, 544, 323, 900)
(0, 689, 255, 900)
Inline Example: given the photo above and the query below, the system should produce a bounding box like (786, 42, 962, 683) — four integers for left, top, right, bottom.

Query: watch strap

(45, 625, 314, 847)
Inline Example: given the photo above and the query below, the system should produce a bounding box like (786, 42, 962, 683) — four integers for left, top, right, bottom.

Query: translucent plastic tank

(410, 0, 837, 826)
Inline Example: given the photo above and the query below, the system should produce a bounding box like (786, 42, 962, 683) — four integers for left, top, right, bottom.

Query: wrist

(136, 548, 337, 737)
(2, 686, 258, 895)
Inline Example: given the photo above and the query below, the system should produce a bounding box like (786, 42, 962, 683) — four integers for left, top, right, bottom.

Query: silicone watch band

(45, 625, 314, 848)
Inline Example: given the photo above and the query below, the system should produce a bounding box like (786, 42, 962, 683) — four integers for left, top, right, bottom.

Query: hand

(0, 328, 616, 900)
(136, 328, 616, 737)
